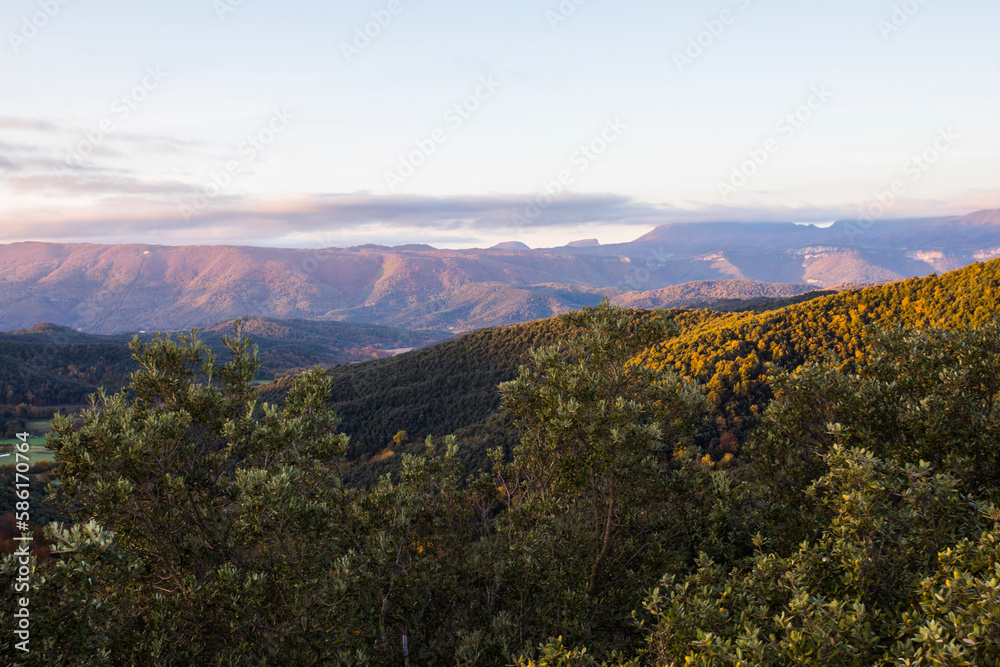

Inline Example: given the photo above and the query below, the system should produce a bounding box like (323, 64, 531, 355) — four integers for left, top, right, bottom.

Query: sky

(0, 0, 998, 249)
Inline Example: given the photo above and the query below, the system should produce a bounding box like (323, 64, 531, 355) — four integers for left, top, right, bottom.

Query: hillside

(275, 258, 1000, 475)
(198, 317, 450, 376)
(2, 210, 1000, 333)
(612, 280, 818, 309)
(650, 259, 1000, 438)
(258, 318, 579, 470)
(0, 324, 135, 407)
(0, 318, 451, 407)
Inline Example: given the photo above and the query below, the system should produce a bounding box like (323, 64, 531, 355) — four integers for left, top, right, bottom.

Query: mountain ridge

(2, 209, 999, 333)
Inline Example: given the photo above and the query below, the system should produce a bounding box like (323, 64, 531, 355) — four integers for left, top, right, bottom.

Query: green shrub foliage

(3, 266, 1000, 665)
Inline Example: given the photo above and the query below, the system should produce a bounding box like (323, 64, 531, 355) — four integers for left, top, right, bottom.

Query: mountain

(259, 257, 1000, 482)
(0, 242, 635, 334)
(577, 211, 1000, 284)
(490, 241, 531, 250)
(2, 210, 1000, 333)
(612, 280, 820, 309)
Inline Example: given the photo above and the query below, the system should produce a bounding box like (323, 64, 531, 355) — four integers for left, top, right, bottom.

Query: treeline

(4, 300, 1000, 664)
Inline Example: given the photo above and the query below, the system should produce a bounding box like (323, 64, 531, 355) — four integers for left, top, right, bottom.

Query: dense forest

(654, 260, 1000, 440)
(0, 325, 135, 407)
(0, 319, 450, 407)
(258, 317, 578, 470)
(3, 259, 1000, 664)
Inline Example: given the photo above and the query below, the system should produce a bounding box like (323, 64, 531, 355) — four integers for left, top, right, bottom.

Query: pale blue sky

(1, 0, 997, 248)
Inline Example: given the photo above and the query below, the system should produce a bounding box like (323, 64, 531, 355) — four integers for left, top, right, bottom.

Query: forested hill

(655, 258, 1000, 438)
(0, 319, 450, 407)
(0, 324, 134, 407)
(258, 317, 579, 463)
(283, 259, 1000, 466)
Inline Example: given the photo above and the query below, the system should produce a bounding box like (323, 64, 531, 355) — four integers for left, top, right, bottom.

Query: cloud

(175, 193, 854, 235)
(1, 114, 997, 247)
(0, 117, 215, 202)
(0, 190, 995, 249)
(0, 116, 59, 132)
(226, 193, 669, 230)
(6, 171, 200, 197)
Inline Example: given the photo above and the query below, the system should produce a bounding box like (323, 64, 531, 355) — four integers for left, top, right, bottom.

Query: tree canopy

(3, 275, 1000, 664)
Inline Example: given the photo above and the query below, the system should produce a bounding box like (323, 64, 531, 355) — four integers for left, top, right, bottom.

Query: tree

(2, 326, 369, 664)
(638, 321, 1000, 666)
(640, 446, 992, 666)
(0, 326, 519, 664)
(495, 301, 709, 651)
(749, 322, 1000, 551)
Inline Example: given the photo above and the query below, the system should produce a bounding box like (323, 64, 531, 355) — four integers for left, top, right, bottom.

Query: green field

(0, 436, 54, 466)
(25, 418, 54, 434)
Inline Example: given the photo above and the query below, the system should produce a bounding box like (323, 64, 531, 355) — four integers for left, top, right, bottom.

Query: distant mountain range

(2, 209, 999, 334)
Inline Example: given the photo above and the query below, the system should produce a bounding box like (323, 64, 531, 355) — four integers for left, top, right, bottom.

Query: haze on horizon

(1, 0, 998, 250)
